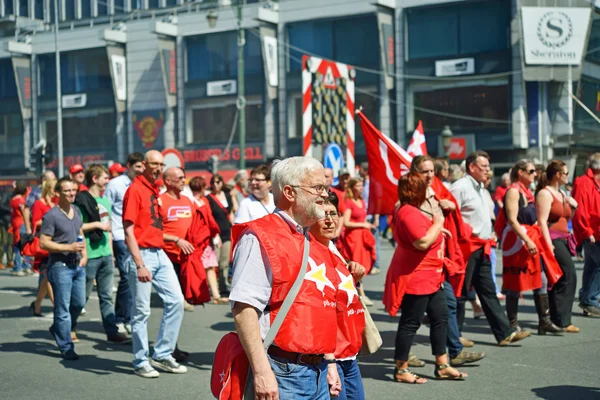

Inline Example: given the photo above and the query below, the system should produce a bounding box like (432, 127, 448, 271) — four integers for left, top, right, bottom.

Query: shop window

(166, 0, 178, 6)
(186, 31, 263, 81)
(190, 102, 264, 144)
(114, 0, 125, 14)
(574, 80, 600, 131)
(81, 0, 91, 18)
(587, 21, 600, 64)
(0, 114, 24, 154)
(64, 0, 75, 20)
(5, 0, 14, 15)
(407, 0, 509, 60)
(34, 0, 44, 19)
(148, 0, 160, 8)
(0, 60, 17, 99)
(412, 84, 509, 131)
(98, 0, 108, 15)
(19, 0, 28, 16)
(45, 111, 115, 151)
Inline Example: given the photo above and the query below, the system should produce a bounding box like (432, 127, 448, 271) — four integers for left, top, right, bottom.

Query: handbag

(358, 296, 383, 356)
(211, 233, 310, 400)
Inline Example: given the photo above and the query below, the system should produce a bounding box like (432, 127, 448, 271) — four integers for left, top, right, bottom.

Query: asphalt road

(0, 241, 599, 400)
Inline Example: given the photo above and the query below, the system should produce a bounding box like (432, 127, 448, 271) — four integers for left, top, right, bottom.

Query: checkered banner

(302, 55, 355, 173)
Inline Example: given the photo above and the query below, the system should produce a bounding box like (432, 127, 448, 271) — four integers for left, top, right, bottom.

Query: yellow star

(337, 269, 358, 307)
(304, 258, 335, 296)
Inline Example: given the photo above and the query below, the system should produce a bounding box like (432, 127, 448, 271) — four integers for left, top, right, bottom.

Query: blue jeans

(490, 248, 500, 294)
(443, 280, 463, 359)
(128, 248, 184, 369)
(113, 240, 132, 324)
(580, 240, 600, 307)
(13, 225, 31, 272)
(268, 355, 329, 399)
(83, 255, 118, 336)
(47, 261, 86, 353)
(336, 359, 365, 400)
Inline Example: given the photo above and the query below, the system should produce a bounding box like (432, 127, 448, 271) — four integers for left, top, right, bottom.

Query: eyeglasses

(323, 211, 340, 220)
(525, 169, 535, 174)
(561, 171, 569, 176)
(147, 162, 166, 168)
(251, 178, 268, 183)
(290, 184, 328, 195)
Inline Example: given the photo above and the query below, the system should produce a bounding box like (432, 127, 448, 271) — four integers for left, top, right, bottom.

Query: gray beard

(296, 192, 325, 225)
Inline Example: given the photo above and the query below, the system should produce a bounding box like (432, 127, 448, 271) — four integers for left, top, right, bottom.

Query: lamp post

(441, 125, 453, 158)
(236, 0, 246, 170)
(53, 0, 64, 177)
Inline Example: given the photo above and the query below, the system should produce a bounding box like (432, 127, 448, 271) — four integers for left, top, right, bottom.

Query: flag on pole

(406, 120, 427, 157)
(358, 111, 413, 215)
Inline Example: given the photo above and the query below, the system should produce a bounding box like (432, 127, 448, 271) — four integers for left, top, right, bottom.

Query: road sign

(323, 143, 344, 186)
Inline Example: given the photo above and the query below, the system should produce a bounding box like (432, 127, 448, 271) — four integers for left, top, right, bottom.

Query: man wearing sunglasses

(234, 164, 275, 224)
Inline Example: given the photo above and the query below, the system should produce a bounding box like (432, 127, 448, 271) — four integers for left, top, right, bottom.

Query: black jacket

(0, 191, 11, 228)
(74, 191, 103, 243)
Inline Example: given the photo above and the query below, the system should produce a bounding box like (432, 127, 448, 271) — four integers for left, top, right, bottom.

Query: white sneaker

(135, 365, 160, 378)
(150, 358, 188, 374)
(80, 308, 87, 316)
(112, 286, 117, 293)
(124, 323, 132, 334)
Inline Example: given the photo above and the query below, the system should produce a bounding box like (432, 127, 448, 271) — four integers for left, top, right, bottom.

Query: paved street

(0, 242, 599, 400)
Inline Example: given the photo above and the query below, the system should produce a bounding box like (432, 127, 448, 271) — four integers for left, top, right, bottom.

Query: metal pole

(237, 0, 246, 170)
(54, 0, 64, 177)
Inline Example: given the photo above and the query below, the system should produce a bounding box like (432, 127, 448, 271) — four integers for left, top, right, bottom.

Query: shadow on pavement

(210, 321, 235, 331)
(0, 304, 37, 319)
(59, 355, 133, 375)
(186, 352, 216, 371)
(532, 385, 600, 400)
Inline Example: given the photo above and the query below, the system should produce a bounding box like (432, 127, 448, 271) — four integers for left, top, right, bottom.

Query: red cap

(70, 164, 84, 174)
(109, 163, 126, 175)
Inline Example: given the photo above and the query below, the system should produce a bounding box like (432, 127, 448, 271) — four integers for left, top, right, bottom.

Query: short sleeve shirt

(40, 206, 83, 265)
(77, 196, 113, 259)
(159, 193, 194, 263)
(233, 193, 275, 224)
(122, 175, 164, 249)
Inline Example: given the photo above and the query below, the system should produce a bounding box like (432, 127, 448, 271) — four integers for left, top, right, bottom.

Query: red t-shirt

(10, 195, 26, 244)
(493, 186, 508, 203)
(344, 198, 367, 223)
(32, 199, 54, 231)
(392, 204, 444, 295)
(330, 187, 346, 214)
(123, 175, 164, 249)
(159, 193, 194, 264)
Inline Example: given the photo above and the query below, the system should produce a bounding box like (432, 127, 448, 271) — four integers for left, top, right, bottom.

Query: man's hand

(347, 261, 366, 281)
(439, 199, 456, 211)
(254, 369, 279, 400)
(79, 257, 88, 268)
(97, 222, 111, 232)
(177, 238, 195, 255)
(71, 242, 86, 253)
(327, 362, 342, 397)
(137, 266, 152, 283)
(441, 227, 453, 239)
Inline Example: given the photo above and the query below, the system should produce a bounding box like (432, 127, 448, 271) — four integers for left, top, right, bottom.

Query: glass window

(0, 60, 17, 99)
(34, 0, 44, 19)
(412, 84, 509, 131)
(333, 16, 379, 69)
(39, 49, 111, 95)
(191, 103, 264, 144)
(148, 0, 160, 8)
(98, 0, 108, 15)
(19, 0, 28, 16)
(0, 115, 24, 154)
(574, 80, 600, 132)
(81, 0, 91, 18)
(45, 112, 115, 151)
(459, 2, 509, 54)
(187, 31, 263, 81)
(114, 0, 125, 14)
(130, 0, 142, 10)
(587, 21, 600, 63)
(64, 0, 75, 20)
(288, 20, 333, 72)
(5, 0, 14, 15)
(166, 0, 178, 5)
(407, 7, 458, 60)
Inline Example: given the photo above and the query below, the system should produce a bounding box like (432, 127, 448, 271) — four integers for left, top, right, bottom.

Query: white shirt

(105, 174, 132, 241)
(234, 193, 275, 224)
(450, 174, 492, 240)
(229, 209, 305, 340)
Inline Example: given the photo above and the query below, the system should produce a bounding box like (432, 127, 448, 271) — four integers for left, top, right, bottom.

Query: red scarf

(513, 181, 535, 204)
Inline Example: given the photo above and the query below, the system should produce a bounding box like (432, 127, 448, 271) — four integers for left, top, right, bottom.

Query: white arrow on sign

(325, 149, 343, 175)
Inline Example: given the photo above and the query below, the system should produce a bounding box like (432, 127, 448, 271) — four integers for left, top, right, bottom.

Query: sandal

(434, 363, 467, 380)
(212, 297, 229, 305)
(394, 368, 427, 384)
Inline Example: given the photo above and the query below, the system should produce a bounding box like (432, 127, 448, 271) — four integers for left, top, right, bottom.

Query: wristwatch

(136, 265, 145, 270)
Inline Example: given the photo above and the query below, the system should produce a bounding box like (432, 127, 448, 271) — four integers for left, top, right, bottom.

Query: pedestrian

(384, 174, 467, 384)
(233, 164, 275, 224)
(123, 150, 186, 378)
(493, 173, 511, 211)
(536, 160, 580, 333)
(23, 171, 57, 237)
(108, 163, 127, 179)
(434, 158, 451, 189)
(40, 177, 87, 360)
(358, 162, 381, 276)
(105, 152, 145, 334)
(188, 177, 225, 304)
(310, 191, 366, 400)
(206, 173, 235, 295)
(230, 156, 342, 398)
(10, 181, 32, 276)
(572, 152, 600, 317)
(230, 169, 249, 206)
(483, 170, 504, 300)
(324, 168, 334, 187)
(76, 164, 130, 343)
(450, 151, 530, 345)
(30, 178, 57, 316)
(0, 188, 13, 269)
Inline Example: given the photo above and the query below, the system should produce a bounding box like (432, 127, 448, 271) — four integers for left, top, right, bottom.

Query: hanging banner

(133, 110, 165, 151)
(158, 39, 177, 108)
(106, 45, 127, 113)
(260, 24, 278, 100)
(11, 56, 32, 120)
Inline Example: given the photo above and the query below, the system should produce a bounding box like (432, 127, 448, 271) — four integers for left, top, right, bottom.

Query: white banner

(111, 54, 127, 101)
(262, 36, 278, 87)
(521, 7, 591, 66)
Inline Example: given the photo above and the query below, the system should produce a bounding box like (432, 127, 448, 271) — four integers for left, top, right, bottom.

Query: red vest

(326, 242, 365, 359)
(240, 214, 340, 354)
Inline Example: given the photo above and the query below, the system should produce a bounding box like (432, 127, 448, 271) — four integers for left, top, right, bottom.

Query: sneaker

(579, 303, 600, 318)
(450, 349, 486, 367)
(61, 350, 79, 361)
(107, 332, 132, 344)
(459, 337, 474, 348)
(80, 308, 86, 316)
(183, 300, 194, 312)
(11, 270, 25, 277)
(498, 330, 531, 346)
(135, 365, 160, 379)
(150, 357, 188, 374)
(24, 268, 34, 275)
(369, 267, 381, 275)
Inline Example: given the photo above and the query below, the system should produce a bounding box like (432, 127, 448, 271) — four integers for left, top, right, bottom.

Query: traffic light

(28, 139, 47, 175)
(208, 154, 219, 174)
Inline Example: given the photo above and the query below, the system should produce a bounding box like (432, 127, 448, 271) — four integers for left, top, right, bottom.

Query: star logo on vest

(219, 370, 226, 383)
(336, 269, 358, 307)
(304, 257, 335, 296)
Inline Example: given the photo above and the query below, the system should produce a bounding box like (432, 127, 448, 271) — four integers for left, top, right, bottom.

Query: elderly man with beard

(123, 150, 186, 378)
(230, 157, 343, 400)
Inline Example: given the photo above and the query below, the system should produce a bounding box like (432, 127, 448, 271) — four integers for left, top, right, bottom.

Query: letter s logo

(546, 18, 563, 39)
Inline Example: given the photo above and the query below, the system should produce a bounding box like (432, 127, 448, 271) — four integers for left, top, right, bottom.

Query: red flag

(406, 120, 427, 157)
(359, 111, 413, 215)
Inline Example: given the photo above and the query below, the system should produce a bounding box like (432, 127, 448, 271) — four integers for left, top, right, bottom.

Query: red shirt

(493, 185, 509, 204)
(344, 198, 367, 223)
(123, 175, 164, 249)
(572, 169, 600, 245)
(10, 195, 26, 244)
(32, 199, 54, 231)
(160, 193, 194, 263)
(392, 205, 444, 295)
(330, 187, 347, 214)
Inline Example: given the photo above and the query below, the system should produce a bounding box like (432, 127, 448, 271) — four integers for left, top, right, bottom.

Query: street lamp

(441, 125, 453, 157)
(53, 0, 64, 177)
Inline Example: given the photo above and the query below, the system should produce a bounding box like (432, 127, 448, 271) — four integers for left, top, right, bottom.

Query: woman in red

(536, 160, 580, 333)
(384, 174, 466, 384)
(30, 179, 57, 316)
(502, 159, 564, 335)
(10, 181, 32, 276)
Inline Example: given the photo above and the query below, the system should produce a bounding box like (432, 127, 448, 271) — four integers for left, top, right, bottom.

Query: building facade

(0, 0, 598, 177)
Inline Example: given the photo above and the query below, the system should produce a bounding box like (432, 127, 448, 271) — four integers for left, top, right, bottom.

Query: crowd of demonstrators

(0, 187, 13, 270)
(234, 165, 275, 224)
(358, 162, 381, 276)
(10, 181, 32, 276)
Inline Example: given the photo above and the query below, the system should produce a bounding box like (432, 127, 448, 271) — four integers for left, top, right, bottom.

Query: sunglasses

(524, 169, 535, 174)
(561, 171, 569, 176)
